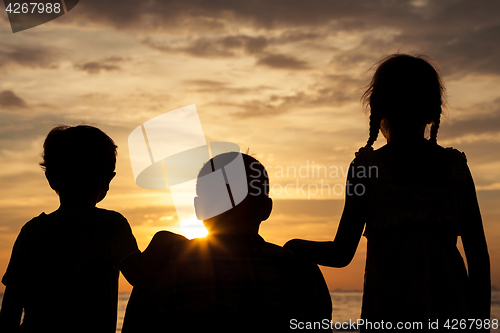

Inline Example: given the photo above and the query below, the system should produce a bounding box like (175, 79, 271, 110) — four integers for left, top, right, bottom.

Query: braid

(366, 108, 381, 148)
(430, 115, 440, 144)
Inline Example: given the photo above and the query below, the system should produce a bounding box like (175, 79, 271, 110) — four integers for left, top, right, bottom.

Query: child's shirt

(122, 231, 332, 332)
(2, 207, 139, 333)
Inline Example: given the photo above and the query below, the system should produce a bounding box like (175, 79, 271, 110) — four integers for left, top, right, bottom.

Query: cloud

(114, 205, 179, 227)
(476, 182, 500, 191)
(444, 114, 500, 138)
(68, 0, 380, 31)
(142, 34, 313, 71)
(104, 0, 498, 77)
(214, 74, 365, 118)
(142, 31, 326, 70)
(439, 98, 500, 140)
(431, 23, 500, 78)
(256, 53, 309, 70)
(182, 80, 273, 95)
(183, 80, 226, 88)
(0, 43, 59, 70)
(0, 91, 28, 110)
(273, 31, 323, 44)
(142, 35, 268, 58)
(74, 56, 125, 74)
(272, 199, 344, 223)
(224, 35, 268, 54)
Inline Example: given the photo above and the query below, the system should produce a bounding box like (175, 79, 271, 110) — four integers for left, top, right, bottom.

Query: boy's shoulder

(21, 212, 50, 231)
(22, 207, 129, 232)
(92, 207, 128, 221)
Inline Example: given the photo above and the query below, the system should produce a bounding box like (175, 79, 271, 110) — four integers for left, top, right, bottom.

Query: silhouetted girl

(285, 54, 490, 331)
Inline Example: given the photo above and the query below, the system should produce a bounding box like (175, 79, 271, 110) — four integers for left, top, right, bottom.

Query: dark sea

(2, 290, 499, 332)
(117, 290, 500, 332)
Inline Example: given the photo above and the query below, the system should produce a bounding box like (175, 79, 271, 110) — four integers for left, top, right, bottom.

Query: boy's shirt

(2, 207, 139, 333)
(122, 231, 332, 332)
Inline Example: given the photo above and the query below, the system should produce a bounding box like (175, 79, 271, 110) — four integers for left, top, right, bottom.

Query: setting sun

(180, 218, 208, 239)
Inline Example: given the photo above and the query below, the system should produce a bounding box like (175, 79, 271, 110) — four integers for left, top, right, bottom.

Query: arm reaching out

(120, 231, 189, 287)
(285, 157, 370, 267)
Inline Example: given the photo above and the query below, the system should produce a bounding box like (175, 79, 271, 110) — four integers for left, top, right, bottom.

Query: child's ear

(45, 171, 59, 193)
(103, 172, 116, 189)
(260, 197, 273, 221)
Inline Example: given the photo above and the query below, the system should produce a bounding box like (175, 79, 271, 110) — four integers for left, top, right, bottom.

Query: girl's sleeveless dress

(355, 146, 470, 329)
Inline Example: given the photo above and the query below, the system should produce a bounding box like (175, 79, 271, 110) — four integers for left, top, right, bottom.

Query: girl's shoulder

(352, 143, 469, 184)
(353, 145, 377, 162)
(443, 146, 467, 162)
(434, 145, 468, 173)
(354, 143, 467, 161)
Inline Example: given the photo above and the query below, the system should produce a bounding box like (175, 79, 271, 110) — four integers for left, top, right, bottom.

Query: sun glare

(180, 218, 208, 239)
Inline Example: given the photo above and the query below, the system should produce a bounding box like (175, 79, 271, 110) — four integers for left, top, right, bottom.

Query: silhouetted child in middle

(122, 152, 332, 332)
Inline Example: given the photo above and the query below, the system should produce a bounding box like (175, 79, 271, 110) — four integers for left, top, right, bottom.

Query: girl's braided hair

(361, 54, 446, 147)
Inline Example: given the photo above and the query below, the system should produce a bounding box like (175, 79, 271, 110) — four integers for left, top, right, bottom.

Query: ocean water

(1, 290, 499, 332)
(328, 291, 500, 332)
(115, 291, 367, 331)
(116, 290, 500, 332)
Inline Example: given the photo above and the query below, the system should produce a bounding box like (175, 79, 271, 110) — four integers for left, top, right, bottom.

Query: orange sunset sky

(0, 0, 499, 293)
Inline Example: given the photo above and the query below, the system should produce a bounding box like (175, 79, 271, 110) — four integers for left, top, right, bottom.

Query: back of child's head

(40, 125, 117, 197)
(362, 53, 446, 147)
(195, 152, 270, 223)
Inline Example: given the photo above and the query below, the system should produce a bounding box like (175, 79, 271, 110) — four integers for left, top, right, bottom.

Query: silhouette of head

(194, 152, 272, 234)
(40, 125, 117, 199)
(362, 54, 446, 146)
